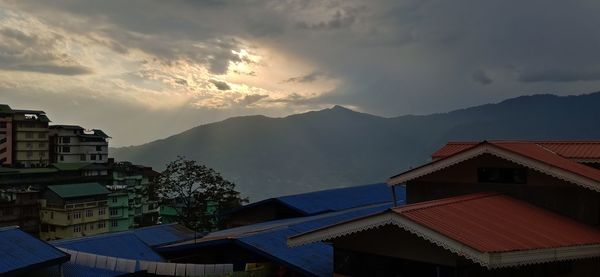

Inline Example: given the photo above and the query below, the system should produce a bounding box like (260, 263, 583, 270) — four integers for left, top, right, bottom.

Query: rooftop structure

(49, 125, 110, 164)
(0, 226, 69, 275)
(224, 183, 404, 227)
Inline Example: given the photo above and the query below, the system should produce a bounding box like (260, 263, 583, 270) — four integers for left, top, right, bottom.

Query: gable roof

(432, 140, 600, 161)
(47, 183, 110, 199)
(132, 223, 196, 247)
(228, 183, 404, 217)
(0, 226, 69, 275)
(288, 193, 600, 269)
(388, 141, 600, 192)
(160, 199, 403, 277)
(51, 232, 163, 262)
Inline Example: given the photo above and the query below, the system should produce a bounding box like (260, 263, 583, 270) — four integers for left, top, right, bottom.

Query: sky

(1, 0, 600, 146)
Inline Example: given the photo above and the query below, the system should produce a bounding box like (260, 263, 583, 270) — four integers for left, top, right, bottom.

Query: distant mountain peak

(330, 105, 352, 111)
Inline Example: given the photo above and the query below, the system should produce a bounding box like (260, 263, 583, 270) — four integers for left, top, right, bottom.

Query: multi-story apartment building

(0, 104, 13, 166)
(49, 125, 110, 164)
(106, 162, 160, 230)
(39, 182, 110, 240)
(0, 189, 40, 235)
(12, 109, 50, 168)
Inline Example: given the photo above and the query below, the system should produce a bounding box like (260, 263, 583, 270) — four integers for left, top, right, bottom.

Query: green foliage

(156, 156, 247, 231)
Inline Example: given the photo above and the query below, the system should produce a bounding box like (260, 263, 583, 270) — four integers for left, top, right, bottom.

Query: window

(111, 220, 119, 227)
(27, 152, 33, 158)
(0, 122, 5, 128)
(110, 208, 119, 216)
(96, 146, 102, 151)
(112, 196, 118, 203)
(39, 142, 45, 148)
(63, 137, 71, 144)
(60, 155, 64, 161)
(98, 221, 106, 229)
(73, 211, 82, 219)
(50, 211, 54, 219)
(85, 209, 93, 217)
(478, 168, 527, 184)
(73, 225, 81, 233)
(67, 213, 71, 220)
(38, 132, 46, 139)
(26, 132, 33, 139)
(26, 142, 32, 148)
(80, 154, 86, 161)
(91, 154, 96, 161)
(63, 146, 70, 153)
(49, 225, 55, 232)
(88, 223, 94, 230)
(98, 208, 105, 215)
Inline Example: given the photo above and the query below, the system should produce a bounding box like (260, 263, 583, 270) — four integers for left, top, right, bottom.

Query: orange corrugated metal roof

(392, 193, 600, 253)
(491, 141, 600, 182)
(432, 140, 600, 160)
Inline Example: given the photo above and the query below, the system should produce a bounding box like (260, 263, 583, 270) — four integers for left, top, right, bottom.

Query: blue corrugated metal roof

(231, 183, 405, 216)
(160, 196, 405, 277)
(133, 223, 197, 247)
(0, 226, 69, 274)
(277, 183, 404, 215)
(51, 232, 163, 261)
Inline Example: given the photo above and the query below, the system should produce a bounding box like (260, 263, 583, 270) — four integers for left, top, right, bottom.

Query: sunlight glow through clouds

(0, 5, 339, 111)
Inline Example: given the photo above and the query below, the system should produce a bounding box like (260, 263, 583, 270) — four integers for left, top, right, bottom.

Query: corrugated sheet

(47, 182, 110, 199)
(51, 232, 163, 261)
(232, 183, 404, 217)
(408, 141, 600, 183)
(492, 141, 600, 182)
(432, 140, 600, 160)
(0, 226, 68, 274)
(133, 223, 197, 247)
(394, 193, 600, 253)
(160, 199, 404, 277)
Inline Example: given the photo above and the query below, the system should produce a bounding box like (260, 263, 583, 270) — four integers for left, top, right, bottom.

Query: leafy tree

(156, 157, 247, 231)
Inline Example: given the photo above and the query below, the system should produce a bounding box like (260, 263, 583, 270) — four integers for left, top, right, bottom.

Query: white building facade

(49, 125, 110, 164)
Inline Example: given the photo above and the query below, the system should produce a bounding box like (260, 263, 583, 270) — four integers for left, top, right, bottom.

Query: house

(158, 184, 406, 276)
(223, 183, 403, 228)
(40, 182, 111, 240)
(0, 188, 41, 235)
(288, 140, 600, 276)
(0, 104, 13, 166)
(107, 162, 161, 230)
(49, 125, 110, 164)
(0, 226, 69, 276)
(11, 109, 51, 168)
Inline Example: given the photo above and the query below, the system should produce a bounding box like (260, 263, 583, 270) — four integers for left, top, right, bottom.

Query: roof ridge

(392, 192, 500, 213)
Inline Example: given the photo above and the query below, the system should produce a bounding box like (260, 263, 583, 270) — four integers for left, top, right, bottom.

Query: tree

(156, 157, 247, 231)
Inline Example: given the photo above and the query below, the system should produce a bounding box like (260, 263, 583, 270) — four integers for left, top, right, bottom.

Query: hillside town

(1, 103, 599, 276)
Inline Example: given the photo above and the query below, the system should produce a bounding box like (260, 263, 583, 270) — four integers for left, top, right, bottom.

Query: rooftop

(47, 183, 110, 199)
(228, 183, 404, 217)
(51, 231, 163, 262)
(0, 226, 69, 275)
(389, 140, 600, 192)
(288, 193, 600, 268)
(432, 140, 600, 160)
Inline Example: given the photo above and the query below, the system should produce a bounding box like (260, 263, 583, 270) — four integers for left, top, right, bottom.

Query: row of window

(72, 220, 119, 233)
(24, 132, 47, 139)
(58, 153, 104, 161)
(25, 142, 46, 148)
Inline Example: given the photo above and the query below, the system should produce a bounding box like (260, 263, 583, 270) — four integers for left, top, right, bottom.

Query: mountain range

(110, 92, 600, 201)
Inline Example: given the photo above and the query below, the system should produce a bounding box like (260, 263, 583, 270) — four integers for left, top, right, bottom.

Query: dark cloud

(239, 94, 268, 106)
(0, 27, 92, 75)
(209, 79, 231, 91)
(4, 0, 600, 142)
(518, 68, 600, 83)
(472, 70, 493, 85)
(283, 71, 328, 83)
(297, 8, 362, 30)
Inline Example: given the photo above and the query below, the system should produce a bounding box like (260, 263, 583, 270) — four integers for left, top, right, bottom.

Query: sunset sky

(2, 0, 600, 146)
